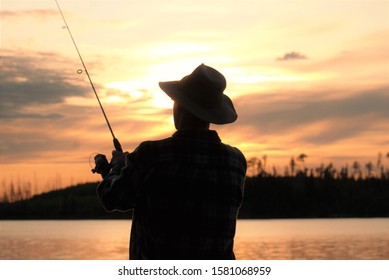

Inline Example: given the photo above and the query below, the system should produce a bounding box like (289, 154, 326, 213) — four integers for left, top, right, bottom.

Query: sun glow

(149, 90, 174, 109)
(146, 42, 213, 57)
(227, 67, 335, 84)
(104, 95, 124, 103)
(105, 81, 173, 109)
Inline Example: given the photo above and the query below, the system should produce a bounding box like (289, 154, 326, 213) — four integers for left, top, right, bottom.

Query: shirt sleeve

(96, 151, 142, 212)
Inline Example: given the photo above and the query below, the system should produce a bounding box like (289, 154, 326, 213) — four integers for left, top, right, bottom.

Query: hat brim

(159, 81, 237, 125)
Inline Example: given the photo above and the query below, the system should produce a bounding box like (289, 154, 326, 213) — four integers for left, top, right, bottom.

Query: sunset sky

(1, 0, 388, 193)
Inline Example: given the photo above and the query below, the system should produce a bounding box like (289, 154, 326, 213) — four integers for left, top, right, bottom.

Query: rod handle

(113, 138, 123, 152)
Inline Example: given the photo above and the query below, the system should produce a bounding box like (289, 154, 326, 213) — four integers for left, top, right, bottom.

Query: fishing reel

(91, 154, 111, 178)
(90, 138, 123, 178)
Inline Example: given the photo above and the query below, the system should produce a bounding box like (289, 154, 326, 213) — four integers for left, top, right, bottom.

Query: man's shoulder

(221, 142, 246, 160)
(223, 144, 246, 163)
(135, 136, 174, 152)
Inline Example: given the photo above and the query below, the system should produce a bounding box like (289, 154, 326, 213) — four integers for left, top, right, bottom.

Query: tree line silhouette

(239, 174, 389, 219)
(239, 152, 389, 218)
(0, 154, 388, 219)
(247, 152, 389, 179)
(0, 182, 130, 219)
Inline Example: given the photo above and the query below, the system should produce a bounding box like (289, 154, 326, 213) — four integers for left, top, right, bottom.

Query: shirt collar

(172, 129, 221, 142)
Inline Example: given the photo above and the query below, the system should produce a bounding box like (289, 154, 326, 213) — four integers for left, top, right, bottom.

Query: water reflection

(0, 220, 129, 260)
(234, 219, 389, 259)
(234, 235, 389, 260)
(1, 219, 388, 260)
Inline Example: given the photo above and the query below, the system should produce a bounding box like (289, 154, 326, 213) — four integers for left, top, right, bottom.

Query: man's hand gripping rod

(55, 1, 122, 159)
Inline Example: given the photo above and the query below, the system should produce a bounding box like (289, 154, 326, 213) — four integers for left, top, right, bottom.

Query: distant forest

(2, 153, 389, 204)
(0, 182, 129, 220)
(1, 153, 388, 219)
(246, 153, 389, 179)
(0, 174, 388, 219)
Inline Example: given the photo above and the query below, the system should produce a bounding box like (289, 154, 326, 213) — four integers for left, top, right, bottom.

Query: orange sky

(1, 0, 389, 194)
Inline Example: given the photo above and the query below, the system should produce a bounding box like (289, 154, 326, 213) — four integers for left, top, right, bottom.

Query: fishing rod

(55, 0, 122, 155)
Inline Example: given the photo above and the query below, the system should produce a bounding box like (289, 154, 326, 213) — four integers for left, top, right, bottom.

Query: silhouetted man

(95, 64, 246, 259)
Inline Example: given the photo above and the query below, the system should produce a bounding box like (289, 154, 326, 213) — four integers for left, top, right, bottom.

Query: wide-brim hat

(159, 64, 237, 124)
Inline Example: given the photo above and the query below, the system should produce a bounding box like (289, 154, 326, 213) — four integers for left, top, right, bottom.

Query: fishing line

(55, 0, 122, 152)
(88, 153, 99, 170)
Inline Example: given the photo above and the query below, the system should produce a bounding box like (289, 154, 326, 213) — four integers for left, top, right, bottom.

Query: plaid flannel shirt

(97, 129, 246, 259)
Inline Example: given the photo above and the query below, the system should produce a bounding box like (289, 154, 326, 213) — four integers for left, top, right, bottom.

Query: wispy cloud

(277, 51, 308, 61)
(234, 87, 389, 145)
(0, 9, 58, 18)
(0, 51, 89, 119)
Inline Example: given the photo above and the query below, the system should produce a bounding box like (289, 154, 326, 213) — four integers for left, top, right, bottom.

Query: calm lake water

(0, 219, 388, 260)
